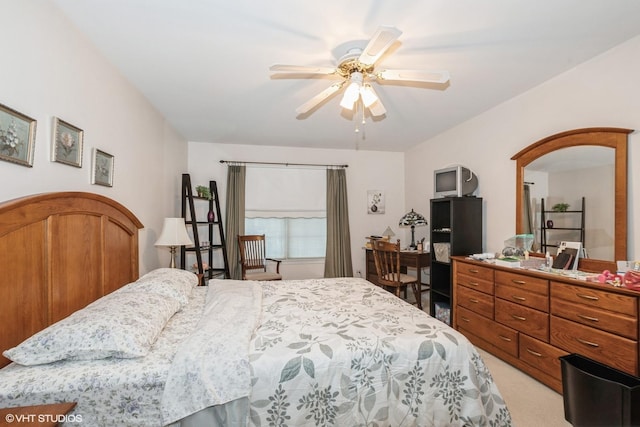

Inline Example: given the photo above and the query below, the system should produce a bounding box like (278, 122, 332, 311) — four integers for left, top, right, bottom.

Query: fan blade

(358, 26, 402, 66)
(295, 82, 344, 115)
(368, 98, 387, 117)
(377, 69, 450, 84)
(270, 64, 337, 75)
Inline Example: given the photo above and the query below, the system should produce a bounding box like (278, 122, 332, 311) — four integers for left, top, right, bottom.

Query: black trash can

(560, 353, 640, 426)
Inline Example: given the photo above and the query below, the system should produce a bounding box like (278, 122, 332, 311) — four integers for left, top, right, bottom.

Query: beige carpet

(478, 349, 572, 427)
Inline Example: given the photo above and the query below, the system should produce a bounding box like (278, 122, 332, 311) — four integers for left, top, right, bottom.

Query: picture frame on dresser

(91, 148, 114, 187)
(556, 241, 581, 270)
(0, 102, 36, 167)
(52, 117, 83, 167)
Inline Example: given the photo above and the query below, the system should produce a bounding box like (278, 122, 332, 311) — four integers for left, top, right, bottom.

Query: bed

(0, 192, 512, 426)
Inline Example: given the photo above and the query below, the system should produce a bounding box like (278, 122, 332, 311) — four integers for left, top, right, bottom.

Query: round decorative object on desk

(207, 210, 215, 222)
(546, 219, 554, 228)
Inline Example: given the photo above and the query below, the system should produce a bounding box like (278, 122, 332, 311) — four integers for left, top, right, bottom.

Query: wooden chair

(370, 238, 422, 309)
(237, 234, 282, 280)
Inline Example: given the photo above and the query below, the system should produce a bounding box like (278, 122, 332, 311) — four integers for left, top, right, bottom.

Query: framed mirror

(512, 127, 632, 272)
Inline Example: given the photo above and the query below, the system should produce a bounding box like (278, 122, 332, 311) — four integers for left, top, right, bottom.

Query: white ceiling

(52, 0, 640, 152)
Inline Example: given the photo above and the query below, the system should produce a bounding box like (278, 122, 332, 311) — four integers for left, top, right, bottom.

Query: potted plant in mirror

(195, 185, 211, 200)
(552, 203, 570, 212)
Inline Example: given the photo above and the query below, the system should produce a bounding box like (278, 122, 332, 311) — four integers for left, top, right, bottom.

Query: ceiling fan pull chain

(355, 98, 366, 134)
(354, 98, 360, 133)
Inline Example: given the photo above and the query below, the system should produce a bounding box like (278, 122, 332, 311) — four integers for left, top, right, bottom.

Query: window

(245, 167, 326, 260)
(245, 217, 326, 259)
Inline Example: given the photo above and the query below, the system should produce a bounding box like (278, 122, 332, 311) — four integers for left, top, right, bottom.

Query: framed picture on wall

(52, 117, 83, 167)
(367, 190, 385, 214)
(0, 102, 36, 167)
(92, 148, 114, 187)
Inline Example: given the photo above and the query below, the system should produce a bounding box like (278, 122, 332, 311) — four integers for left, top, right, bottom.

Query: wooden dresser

(452, 256, 639, 393)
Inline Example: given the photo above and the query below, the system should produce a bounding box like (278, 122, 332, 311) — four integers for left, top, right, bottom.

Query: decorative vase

(546, 219, 554, 228)
(207, 210, 215, 222)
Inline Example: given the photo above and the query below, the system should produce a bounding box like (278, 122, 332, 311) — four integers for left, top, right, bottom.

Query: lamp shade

(399, 209, 427, 227)
(155, 218, 193, 247)
(382, 226, 395, 238)
(339, 72, 364, 110)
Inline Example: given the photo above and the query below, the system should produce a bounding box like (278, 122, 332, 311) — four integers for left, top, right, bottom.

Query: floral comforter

(245, 278, 512, 426)
(0, 277, 512, 426)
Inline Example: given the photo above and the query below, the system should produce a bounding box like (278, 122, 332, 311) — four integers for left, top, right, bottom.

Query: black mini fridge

(560, 354, 640, 426)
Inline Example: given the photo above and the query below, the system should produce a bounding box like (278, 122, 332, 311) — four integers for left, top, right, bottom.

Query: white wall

(188, 142, 406, 278)
(406, 35, 640, 261)
(0, 2, 188, 273)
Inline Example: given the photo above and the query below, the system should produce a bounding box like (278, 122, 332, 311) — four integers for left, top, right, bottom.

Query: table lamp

(399, 209, 427, 250)
(155, 217, 193, 268)
(382, 226, 395, 241)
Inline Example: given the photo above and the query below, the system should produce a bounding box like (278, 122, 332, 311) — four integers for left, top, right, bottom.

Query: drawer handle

(511, 315, 526, 321)
(577, 314, 600, 322)
(498, 335, 512, 342)
(469, 269, 479, 274)
(460, 317, 470, 323)
(511, 279, 526, 285)
(576, 338, 600, 348)
(526, 348, 543, 357)
(577, 293, 599, 301)
(468, 281, 480, 287)
(469, 298, 479, 304)
(511, 295, 526, 301)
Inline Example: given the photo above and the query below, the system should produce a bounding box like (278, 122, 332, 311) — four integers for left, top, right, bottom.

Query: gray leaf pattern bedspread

(0, 276, 512, 426)
(245, 278, 512, 426)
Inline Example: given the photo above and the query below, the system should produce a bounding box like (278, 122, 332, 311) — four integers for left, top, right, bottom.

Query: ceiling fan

(270, 26, 450, 118)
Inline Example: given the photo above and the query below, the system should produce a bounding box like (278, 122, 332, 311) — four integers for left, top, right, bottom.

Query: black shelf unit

(430, 197, 483, 324)
(180, 174, 230, 284)
(540, 197, 585, 254)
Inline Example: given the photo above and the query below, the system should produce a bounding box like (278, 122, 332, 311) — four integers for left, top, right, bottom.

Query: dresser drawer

(457, 273, 494, 295)
(458, 285, 494, 319)
(551, 282, 638, 317)
(551, 297, 638, 340)
(496, 283, 549, 312)
(496, 270, 548, 295)
(457, 262, 495, 282)
(457, 306, 518, 357)
(495, 299, 549, 342)
(550, 315, 638, 375)
(519, 334, 568, 384)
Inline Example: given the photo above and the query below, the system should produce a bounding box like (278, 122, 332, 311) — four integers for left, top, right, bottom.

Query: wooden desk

(365, 248, 431, 298)
(0, 402, 76, 426)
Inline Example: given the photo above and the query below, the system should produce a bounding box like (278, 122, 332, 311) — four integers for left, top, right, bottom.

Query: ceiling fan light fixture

(360, 84, 379, 108)
(368, 99, 387, 117)
(339, 72, 363, 110)
(272, 25, 450, 122)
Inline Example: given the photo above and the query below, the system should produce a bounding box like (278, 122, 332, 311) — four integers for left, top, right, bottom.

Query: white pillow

(3, 291, 180, 366)
(122, 268, 199, 308)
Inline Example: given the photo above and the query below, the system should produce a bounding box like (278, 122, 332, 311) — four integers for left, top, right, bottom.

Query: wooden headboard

(0, 192, 143, 367)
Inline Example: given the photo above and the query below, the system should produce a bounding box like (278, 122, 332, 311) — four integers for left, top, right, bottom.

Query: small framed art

(92, 149, 114, 187)
(367, 190, 385, 214)
(0, 102, 36, 167)
(52, 117, 83, 167)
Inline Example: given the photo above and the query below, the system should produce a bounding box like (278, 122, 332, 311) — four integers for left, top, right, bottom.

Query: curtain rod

(219, 160, 348, 168)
